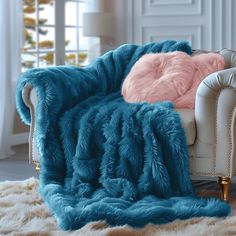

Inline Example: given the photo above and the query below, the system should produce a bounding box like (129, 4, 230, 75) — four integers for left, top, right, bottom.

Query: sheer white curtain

(0, 0, 23, 159)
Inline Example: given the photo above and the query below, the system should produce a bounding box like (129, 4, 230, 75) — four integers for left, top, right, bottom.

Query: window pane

(78, 28, 88, 51)
(65, 27, 77, 50)
(78, 2, 87, 26)
(65, 52, 88, 66)
(21, 53, 37, 72)
(39, 0, 55, 25)
(78, 51, 88, 65)
(22, 27, 37, 51)
(22, 0, 90, 70)
(65, 1, 77, 26)
(38, 27, 55, 50)
(39, 53, 54, 67)
(24, 0, 36, 26)
(65, 52, 77, 65)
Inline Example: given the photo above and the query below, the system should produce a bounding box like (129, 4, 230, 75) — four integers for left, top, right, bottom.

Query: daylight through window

(21, 0, 89, 72)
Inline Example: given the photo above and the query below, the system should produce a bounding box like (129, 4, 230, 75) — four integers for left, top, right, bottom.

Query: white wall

(115, 0, 236, 51)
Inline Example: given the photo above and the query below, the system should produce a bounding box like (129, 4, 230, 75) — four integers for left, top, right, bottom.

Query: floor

(0, 144, 37, 181)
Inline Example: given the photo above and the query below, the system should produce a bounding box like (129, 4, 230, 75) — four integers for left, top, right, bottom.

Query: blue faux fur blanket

(16, 41, 230, 230)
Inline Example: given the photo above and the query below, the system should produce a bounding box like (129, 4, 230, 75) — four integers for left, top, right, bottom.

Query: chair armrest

(22, 85, 40, 165)
(18, 66, 95, 166)
(194, 67, 236, 177)
(16, 66, 101, 126)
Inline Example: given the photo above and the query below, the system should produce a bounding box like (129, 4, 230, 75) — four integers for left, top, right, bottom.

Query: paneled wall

(125, 0, 236, 50)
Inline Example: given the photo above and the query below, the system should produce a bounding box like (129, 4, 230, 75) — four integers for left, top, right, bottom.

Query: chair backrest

(219, 49, 236, 68)
(192, 49, 236, 69)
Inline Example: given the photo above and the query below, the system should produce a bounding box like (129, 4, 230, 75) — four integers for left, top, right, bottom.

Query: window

(65, 0, 88, 66)
(21, 0, 89, 72)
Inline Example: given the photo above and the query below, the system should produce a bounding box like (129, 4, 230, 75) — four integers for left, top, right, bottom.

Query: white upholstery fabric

(22, 86, 40, 163)
(176, 109, 195, 145)
(193, 67, 236, 177)
(220, 49, 236, 68)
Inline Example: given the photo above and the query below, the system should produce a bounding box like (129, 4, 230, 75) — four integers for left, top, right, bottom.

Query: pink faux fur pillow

(121, 51, 225, 108)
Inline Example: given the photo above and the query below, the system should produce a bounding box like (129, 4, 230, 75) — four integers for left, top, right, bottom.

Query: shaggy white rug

(1, 178, 236, 236)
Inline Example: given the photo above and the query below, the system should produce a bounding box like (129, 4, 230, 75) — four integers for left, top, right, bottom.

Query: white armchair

(22, 49, 236, 201)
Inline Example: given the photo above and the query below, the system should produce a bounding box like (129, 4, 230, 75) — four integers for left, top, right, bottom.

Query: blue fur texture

(16, 41, 230, 230)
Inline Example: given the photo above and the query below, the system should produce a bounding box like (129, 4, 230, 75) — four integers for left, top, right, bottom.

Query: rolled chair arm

(194, 68, 236, 177)
(22, 85, 40, 165)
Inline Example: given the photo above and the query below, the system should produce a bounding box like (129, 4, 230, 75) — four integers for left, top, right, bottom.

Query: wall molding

(142, 0, 202, 16)
(150, 0, 193, 6)
(150, 35, 193, 43)
(125, 0, 235, 50)
(141, 24, 202, 48)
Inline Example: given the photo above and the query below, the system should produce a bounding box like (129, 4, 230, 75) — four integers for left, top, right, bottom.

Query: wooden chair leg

(218, 177, 231, 202)
(33, 161, 40, 175)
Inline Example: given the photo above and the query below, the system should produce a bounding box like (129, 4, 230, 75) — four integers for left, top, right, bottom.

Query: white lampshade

(83, 12, 115, 37)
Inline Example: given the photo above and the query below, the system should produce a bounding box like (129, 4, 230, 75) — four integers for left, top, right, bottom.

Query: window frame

(64, 0, 85, 65)
(21, 0, 89, 71)
(55, 0, 65, 65)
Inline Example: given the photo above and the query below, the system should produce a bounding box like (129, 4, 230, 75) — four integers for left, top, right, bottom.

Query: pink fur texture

(122, 51, 225, 108)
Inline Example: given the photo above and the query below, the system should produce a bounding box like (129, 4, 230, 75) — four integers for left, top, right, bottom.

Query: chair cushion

(176, 109, 196, 145)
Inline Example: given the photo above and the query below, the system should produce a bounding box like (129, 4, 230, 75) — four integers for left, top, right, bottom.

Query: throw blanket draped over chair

(16, 41, 230, 230)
